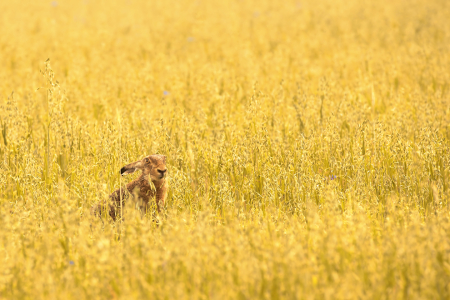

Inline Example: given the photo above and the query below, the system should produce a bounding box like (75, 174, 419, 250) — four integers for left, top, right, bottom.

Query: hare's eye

(144, 158, 150, 163)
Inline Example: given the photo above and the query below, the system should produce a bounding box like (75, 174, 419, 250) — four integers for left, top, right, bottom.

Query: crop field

(1, 0, 450, 299)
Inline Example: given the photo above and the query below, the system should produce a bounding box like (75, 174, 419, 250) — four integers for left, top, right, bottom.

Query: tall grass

(1, 0, 450, 298)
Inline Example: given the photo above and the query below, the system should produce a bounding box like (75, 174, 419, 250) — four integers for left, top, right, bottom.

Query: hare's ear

(120, 160, 143, 175)
(120, 166, 136, 175)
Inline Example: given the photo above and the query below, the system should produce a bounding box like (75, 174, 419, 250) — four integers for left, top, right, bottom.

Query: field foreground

(1, 0, 450, 299)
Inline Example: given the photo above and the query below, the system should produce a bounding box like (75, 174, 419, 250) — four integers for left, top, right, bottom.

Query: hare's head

(120, 154, 167, 182)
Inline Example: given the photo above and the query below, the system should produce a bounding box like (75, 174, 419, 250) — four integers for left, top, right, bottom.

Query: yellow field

(1, 0, 450, 298)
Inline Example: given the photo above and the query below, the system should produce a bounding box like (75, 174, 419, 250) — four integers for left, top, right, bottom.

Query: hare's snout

(157, 168, 167, 178)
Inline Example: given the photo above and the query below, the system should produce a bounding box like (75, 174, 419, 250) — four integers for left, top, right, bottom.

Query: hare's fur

(92, 154, 168, 221)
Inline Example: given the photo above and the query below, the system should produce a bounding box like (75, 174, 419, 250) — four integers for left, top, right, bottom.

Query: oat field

(1, 0, 450, 299)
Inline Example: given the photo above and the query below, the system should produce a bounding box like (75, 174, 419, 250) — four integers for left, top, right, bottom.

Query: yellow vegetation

(1, 0, 450, 298)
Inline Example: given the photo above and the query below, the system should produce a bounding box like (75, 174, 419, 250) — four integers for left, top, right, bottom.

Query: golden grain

(1, 0, 450, 298)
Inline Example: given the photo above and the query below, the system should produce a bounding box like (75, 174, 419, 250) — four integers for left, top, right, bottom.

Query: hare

(92, 154, 168, 221)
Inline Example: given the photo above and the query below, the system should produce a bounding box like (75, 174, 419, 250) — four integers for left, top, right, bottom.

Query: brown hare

(92, 154, 168, 221)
